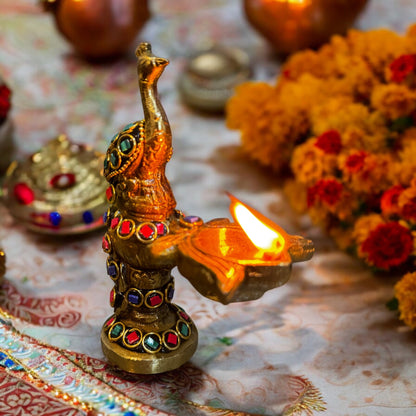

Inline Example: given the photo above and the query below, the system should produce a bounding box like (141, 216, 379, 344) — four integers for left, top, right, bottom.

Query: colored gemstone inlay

(82, 211, 94, 224)
(138, 224, 154, 239)
(120, 138, 133, 153)
(179, 311, 189, 321)
(144, 335, 160, 351)
(14, 183, 35, 205)
(109, 289, 115, 305)
(126, 331, 140, 344)
(184, 215, 201, 224)
(167, 286, 174, 301)
(103, 211, 108, 223)
(167, 333, 178, 346)
(4, 359, 14, 368)
(104, 158, 108, 169)
(0, 352, 6, 360)
(127, 291, 140, 305)
(102, 236, 110, 251)
(178, 322, 189, 337)
(110, 150, 119, 167)
(110, 323, 123, 338)
(50, 173, 76, 189)
(107, 264, 117, 277)
(148, 293, 162, 307)
(110, 217, 120, 229)
(49, 212, 61, 226)
(105, 316, 115, 327)
(156, 222, 167, 235)
(106, 186, 113, 201)
(120, 220, 132, 235)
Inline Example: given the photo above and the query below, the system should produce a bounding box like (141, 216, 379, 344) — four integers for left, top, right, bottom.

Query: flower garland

(226, 25, 416, 329)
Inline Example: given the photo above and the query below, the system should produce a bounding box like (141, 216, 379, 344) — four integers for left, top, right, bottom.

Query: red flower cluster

(0, 84, 11, 120)
(361, 222, 413, 269)
(389, 54, 416, 83)
(307, 178, 343, 208)
(314, 130, 342, 154)
(403, 197, 416, 220)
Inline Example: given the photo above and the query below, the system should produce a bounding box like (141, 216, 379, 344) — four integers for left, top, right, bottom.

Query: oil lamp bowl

(177, 219, 314, 304)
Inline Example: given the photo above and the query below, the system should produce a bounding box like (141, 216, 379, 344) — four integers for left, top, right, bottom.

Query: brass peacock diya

(101, 43, 314, 374)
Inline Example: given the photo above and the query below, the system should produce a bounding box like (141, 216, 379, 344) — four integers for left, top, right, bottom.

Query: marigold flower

(360, 222, 413, 269)
(314, 130, 342, 154)
(307, 178, 343, 208)
(398, 181, 416, 221)
(380, 185, 405, 217)
(344, 150, 368, 173)
(389, 54, 416, 83)
(395, 272, 416, 329)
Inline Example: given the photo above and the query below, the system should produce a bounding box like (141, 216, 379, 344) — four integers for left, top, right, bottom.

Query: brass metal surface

(101, 43, 314, 374)
(2, 135, 107, 234)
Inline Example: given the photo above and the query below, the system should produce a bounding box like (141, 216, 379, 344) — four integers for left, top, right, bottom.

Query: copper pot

(42, 0, 150, 60)
(243, 0, 368, 54)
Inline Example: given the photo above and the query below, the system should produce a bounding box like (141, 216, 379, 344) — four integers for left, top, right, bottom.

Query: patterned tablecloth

(0, 0, 416, 415)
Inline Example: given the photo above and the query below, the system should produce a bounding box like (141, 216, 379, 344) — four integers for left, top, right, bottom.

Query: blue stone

(107, 264, 117, 277)
(49, 211, 61, 226)
(124, 412, 136, 416)
(128, 292, 140, 304)
(167, 286, 174, 301)
(184, 215, 201, 224)
(0, 352, 6, 360)
(103, 211, 108, 223)
(82, 211, 94, 224)
(4, 359, 14, 368)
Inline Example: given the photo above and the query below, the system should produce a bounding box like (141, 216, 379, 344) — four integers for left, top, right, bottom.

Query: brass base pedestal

(101, 327, 198, 374)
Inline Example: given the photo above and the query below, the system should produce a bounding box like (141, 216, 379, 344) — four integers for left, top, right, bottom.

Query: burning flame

(228, 193, 287, 259)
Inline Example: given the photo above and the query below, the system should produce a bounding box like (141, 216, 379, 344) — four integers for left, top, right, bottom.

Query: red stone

(179, 311, 189, 321)
(156, 222, 166, 235)
(106, 186, 114, 201)
(109, 289, 115, 305)
(14, 183, 35, 205)
(126, 331, 140, 344)
(139, 224, 154, 239)
(120, 220, 132, 235)
(167, 333, 178, 345)
(50, 173, 76, 189)
(102, 236, 110, 250)
(110, 217, 120, 229)
(105, 316, 115, 327)
(149, 294, 162, 306)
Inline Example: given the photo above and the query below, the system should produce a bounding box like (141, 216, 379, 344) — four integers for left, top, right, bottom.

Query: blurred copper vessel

(243, 0, 368, 54)
(42, 0, 150, 60)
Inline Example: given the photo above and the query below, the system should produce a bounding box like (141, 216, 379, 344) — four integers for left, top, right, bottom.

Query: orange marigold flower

(380, 185, 405, 216)
(307, 178, 343, 208)
(360, 222, 413, 269)
(389, 54, 416, 83)
(394, 272, 416, 329)
(344, 150, 368, 173)
(314, 130, 342, 154)
(398, 181, 416, 221)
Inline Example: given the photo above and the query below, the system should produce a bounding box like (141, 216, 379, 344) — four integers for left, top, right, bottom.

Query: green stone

(110, 323, 123, 338)
(179, 322, 189, 337)
(144, 335, 159, 351)
(110, 151, 118, 166)
(120, 138, 132, 153)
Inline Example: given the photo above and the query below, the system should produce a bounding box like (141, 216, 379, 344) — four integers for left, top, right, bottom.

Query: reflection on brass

(2, 135, 107, 234)
(101, 43, 314, 374)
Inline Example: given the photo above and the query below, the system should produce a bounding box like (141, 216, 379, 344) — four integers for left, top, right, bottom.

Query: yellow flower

(371, 84, 416, 120)
(395, 135, 416, 185)
(290, 138, 338, 186)
(395, 272, 416, 329)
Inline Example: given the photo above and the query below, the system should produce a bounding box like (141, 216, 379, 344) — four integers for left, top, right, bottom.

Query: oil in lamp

(101, 43, 314, 374)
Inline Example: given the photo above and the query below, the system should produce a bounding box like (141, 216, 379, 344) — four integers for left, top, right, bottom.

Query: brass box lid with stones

(101, 43, 314, 374)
